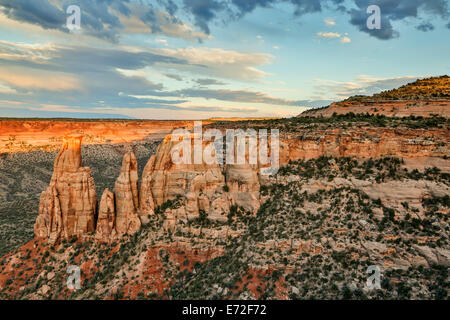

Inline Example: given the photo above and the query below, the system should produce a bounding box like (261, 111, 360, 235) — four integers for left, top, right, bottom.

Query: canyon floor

(0, 77, 449, 300)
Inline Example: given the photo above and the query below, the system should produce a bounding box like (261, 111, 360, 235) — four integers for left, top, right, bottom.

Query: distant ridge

(301, 75, 450, 118)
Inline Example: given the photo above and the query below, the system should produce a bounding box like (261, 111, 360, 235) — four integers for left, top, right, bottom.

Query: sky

(0, 0, 449, 120)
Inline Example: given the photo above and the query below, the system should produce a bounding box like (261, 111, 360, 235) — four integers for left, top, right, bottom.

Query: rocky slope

(0, 156, 448, 300)
(302, 76, 450, 118)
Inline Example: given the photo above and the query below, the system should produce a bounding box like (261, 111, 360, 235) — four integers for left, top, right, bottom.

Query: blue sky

(0, 0, 449, 119)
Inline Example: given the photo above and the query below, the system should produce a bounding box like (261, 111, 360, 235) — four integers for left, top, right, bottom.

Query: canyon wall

(280, 127, 449, 163)
(0, 120, 198, 153)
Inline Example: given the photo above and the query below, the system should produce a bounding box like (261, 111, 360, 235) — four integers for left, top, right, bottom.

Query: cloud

(317, 31, 341, 38)
(0, 40, 56, 63)
(0, 40, 298, 118)
(154, 47, 273, 80)
(182, 0, 225, 34)
(155, 39, 168, 45)
(165, 73, 183, 81)
(416, 22, 435, 32)
(119, 5, 210, 41)
(0, 65, 81, 91)
(0, 0, 65, 30)
(2, 0, 448, 44)
(317, 31, 351, 43)
(0, 0, 209, 42)
(193, 78, 228, 86)
(0, 84, 18, 94)
(324, 18, 336, 26)
(0, 41, 189, 110)
(173, 88, 323, 106)
(170, 0, 450, 41)
(348, 0, 449, 40)
(313, 75, 424, 100)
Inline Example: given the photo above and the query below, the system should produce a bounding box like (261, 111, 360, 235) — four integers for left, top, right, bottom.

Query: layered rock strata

(35, 137, 143, 243)
(34, 135, 97, 244)
(34, 123, 449, 242)
(139, 134, 262, 224)
(113, 152, 141, 236)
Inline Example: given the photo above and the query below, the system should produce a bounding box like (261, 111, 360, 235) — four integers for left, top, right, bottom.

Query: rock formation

(114, 152, 141, 236)
(34, 186, 63, 244)
(95, 189, 116, 240)
(34, 136, 145, 243)
(139, 133, 262, 223)
(279, 127, 449, 165)
(34, 135, 97, 244)
(34, 114, 449, 244)
(303, 100, 450, 118)
(301, 76, 450, 118)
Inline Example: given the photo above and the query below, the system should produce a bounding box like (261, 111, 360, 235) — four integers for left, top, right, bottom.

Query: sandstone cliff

(279, 127, 449, 169)
(139, 134, 261, 224)
(0, 119, 197, 153)
(34, 120, 449, 244)
(34, 137, 146, 243)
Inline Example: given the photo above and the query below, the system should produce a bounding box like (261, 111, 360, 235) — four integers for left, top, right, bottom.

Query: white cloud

(317, 32, 351, 44)
(0, 40, 56, 63)
(0, 65, 82, 92)
(317, 32, 341, 39)
(0, 83, 18, 94)
(155, 39, 168, 46)
(119, 6, 210, 41)
(324, 18, 336, 26)
(153, 47, 274, 81)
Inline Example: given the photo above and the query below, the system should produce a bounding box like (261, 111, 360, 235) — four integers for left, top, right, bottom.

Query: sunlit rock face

(95, 189, 116, 240)
(139, 133, 263, 223)
(33, 121, 449, 244)
(34, 138, 143, 243)
(114, 152, 141, 236)
(34, 135, 97, 244)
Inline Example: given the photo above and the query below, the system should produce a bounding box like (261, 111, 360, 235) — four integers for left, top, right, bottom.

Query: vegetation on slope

(1, 156, 448, 300)
(345, 76, 450, 102)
